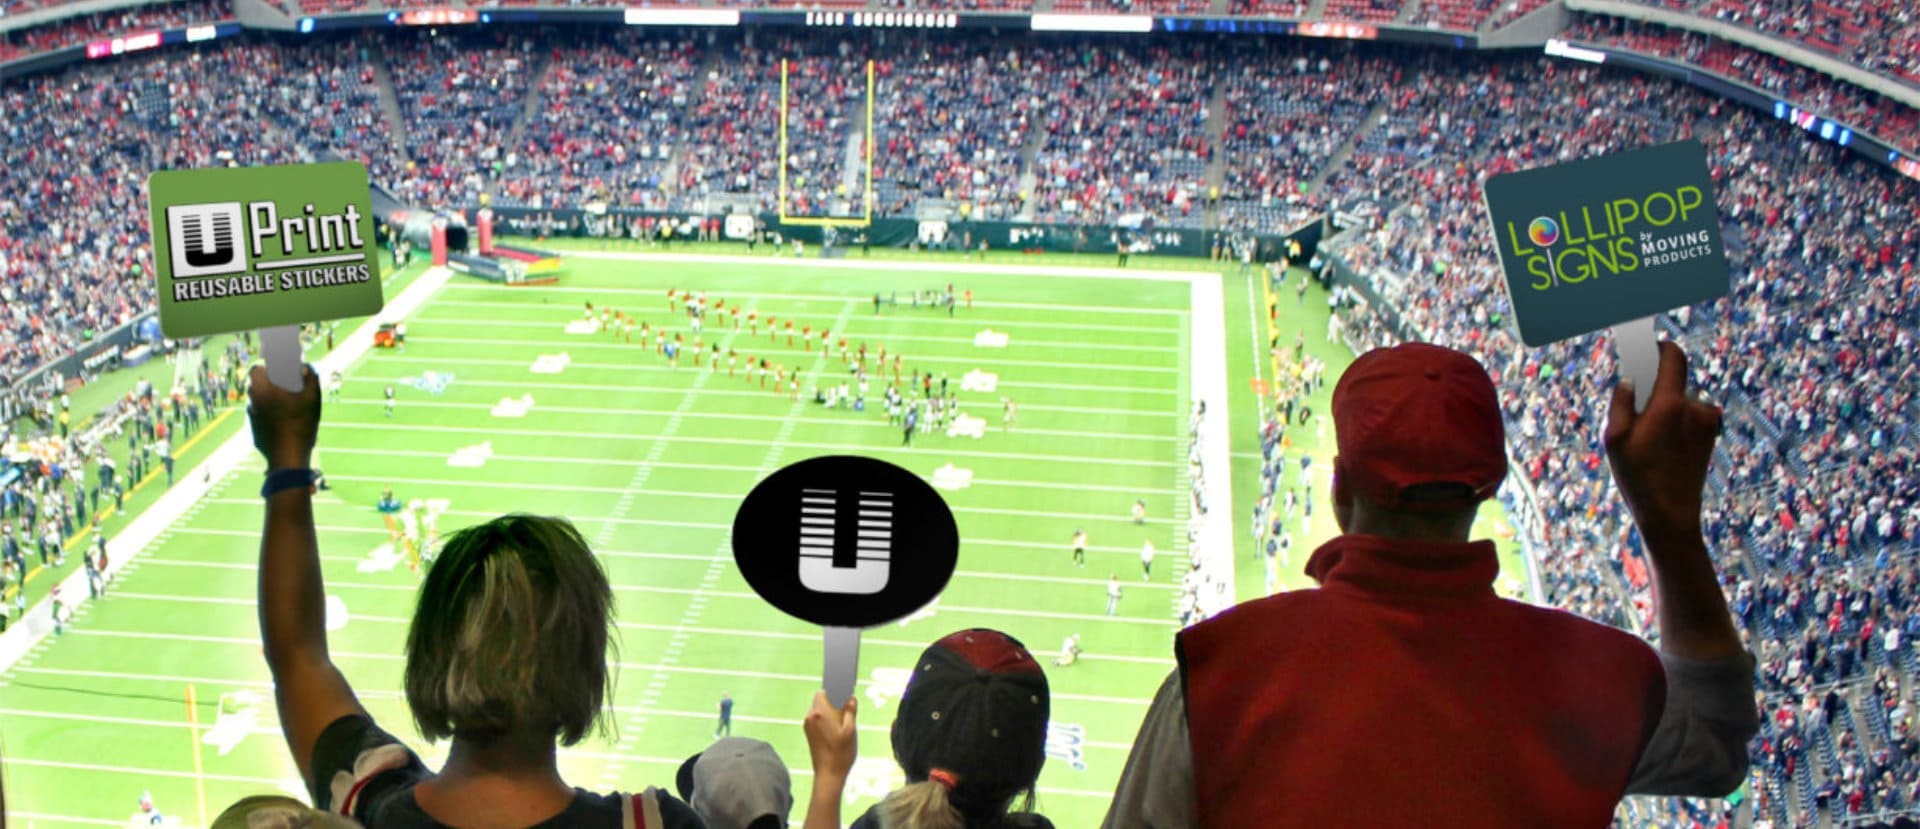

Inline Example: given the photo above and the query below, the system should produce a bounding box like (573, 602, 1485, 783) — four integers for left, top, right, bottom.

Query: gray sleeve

(1101, 670, 1197, 829)
(1624, 650, 1760, 796)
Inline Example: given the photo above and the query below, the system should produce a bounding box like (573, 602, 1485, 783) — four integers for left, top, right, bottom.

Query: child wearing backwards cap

(847, 629, 1055, 829)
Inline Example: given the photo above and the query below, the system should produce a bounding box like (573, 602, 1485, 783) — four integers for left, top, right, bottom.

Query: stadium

(0, 0, 1915, 823)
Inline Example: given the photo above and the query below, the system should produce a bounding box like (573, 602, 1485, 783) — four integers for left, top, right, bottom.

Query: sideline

(0, 268, 455, 673)
(1189, 273, 1236, 617)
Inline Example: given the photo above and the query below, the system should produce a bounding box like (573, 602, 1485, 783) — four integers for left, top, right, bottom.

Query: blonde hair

(404, 514, 616, 745)
(878, 781, 966, 829)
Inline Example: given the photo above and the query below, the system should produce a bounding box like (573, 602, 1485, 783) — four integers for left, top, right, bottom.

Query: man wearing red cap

(1104, 341, 1757, 827)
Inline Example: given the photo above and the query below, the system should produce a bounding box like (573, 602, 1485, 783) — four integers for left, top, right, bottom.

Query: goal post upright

(778, 57, 791, 223)
(775, 56, 876, 229)
(864, 57, 875, 224)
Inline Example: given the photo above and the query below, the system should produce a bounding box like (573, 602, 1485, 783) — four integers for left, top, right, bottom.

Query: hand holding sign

(149, 162, 384, 392)
(733, 456, 959, 708)
(1603, 340, 1725, 540)
(1483, 139, 1729, 412)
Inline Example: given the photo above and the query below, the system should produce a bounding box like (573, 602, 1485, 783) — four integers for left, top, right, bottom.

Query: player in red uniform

(802, 325, 812, 351)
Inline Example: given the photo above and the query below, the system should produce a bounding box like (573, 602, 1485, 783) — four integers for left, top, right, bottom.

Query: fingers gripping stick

(1612, 316, 1657, 413)
(260, 325, 305, 392)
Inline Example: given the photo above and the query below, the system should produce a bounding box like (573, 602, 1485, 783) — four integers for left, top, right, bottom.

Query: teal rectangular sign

(1483, 139, 1730, 347)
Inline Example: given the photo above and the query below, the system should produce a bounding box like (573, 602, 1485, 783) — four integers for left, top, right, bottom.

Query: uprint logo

(167, 202, 248, 278)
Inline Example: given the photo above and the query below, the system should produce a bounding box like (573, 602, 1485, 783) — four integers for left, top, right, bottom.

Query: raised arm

(802, 690, 857, 829)
(1603, 341, 1743, 661)
(1605, 342, 1758, 796)
(250, 363, 368, 784)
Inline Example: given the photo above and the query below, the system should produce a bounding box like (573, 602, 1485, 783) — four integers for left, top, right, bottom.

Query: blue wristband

(261, 468, 315, 498)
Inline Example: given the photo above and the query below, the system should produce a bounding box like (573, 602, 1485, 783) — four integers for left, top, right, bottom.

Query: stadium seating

(0, 0, 228, 64)
(1, 28, 1918, 825)
(1568, 16, 1920, 156)
(1229, 0, 1309, 16)
(1321, 0, 1404, 24)
(385, 29, 537, 209)
(1028, 42, 1211, 226)
(498, 30, 699, 210)
(870, 34, 1037, 220)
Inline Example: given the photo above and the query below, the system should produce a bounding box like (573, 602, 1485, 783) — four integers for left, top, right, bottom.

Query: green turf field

(0, 241, 1526, 828)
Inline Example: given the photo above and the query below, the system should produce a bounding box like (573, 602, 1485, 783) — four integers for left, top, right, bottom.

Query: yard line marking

(349, 375, 1171, 418)
(8, 812, 134, 827)
(177, 509, 1178, 562)
(317, 474, 1177, 525)
(431, 300, 1179, 334)
(102, 581, 1175, 626)
(3, 756, 290, 786)
(312, 422, 1177, 468)
(404, 335, 1182, 375)
(439, 274, 1190, 307)
(323, 398, 1177, 445)
(414, 317, 1179, 352)
(373, 354, 1178, 396)
(309, 447, 1164, 493)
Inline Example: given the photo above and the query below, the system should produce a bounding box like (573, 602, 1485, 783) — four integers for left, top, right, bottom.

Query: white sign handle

(1611, 315, 1658, 413)
(260, 325, 305, 393)
(823, 625, 860, 709)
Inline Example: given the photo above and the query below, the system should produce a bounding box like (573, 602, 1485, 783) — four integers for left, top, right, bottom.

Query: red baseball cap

(1331, 342, 1507, 513)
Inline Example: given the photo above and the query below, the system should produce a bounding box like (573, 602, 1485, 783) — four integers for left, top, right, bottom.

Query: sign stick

(260, 325, 305, 392)
(824, 625, 860, 709)
(1612, 315, 1658, 412)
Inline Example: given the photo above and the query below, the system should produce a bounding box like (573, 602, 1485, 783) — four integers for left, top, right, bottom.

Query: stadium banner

(465, 206, 1324, 262)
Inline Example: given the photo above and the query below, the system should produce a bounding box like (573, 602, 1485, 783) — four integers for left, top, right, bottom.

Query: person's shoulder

(572, 787, 704, 829)
(311, 714, 428, 815)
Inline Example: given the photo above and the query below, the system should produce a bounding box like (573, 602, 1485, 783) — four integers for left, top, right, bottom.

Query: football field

(0, 248, 1212, 827)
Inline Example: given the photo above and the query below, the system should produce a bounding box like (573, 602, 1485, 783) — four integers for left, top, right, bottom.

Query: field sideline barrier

(0, 267, 455, 674)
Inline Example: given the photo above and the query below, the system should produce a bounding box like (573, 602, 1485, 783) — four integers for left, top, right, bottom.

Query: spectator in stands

(848, 629, 1053, 829)
(246, 364, 702, 828)
(1104, 341, 1757, 826)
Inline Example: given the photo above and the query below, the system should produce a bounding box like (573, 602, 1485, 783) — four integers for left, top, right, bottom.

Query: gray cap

(676, 737, 794, 829)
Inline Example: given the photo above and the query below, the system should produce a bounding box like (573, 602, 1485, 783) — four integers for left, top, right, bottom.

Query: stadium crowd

(1029, 42, 1212, 225)
(0, 0, 228, 63)
(0, 20, 1918, 827)
(1567, 16, 1920, 156)
(871, 35, 1037, 220)
(498, 30, 701, 210)
(384, 29, 537, 209)
(1215, 44, 1383, 228)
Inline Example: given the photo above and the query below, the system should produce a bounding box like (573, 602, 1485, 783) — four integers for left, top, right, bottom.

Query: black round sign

(732, 455, 958, 628)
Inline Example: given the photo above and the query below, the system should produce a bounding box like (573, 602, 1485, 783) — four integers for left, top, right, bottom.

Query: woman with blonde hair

(248, 365, 700, 828)
(850, 629, 1054, 829)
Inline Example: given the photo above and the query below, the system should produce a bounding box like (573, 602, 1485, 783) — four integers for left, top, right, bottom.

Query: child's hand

(803, 690, 857, 780)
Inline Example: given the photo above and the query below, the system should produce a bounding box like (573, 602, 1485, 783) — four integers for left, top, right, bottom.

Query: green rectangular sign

(149, 162, 384, 338)
(1482, 139, 1730, 347)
